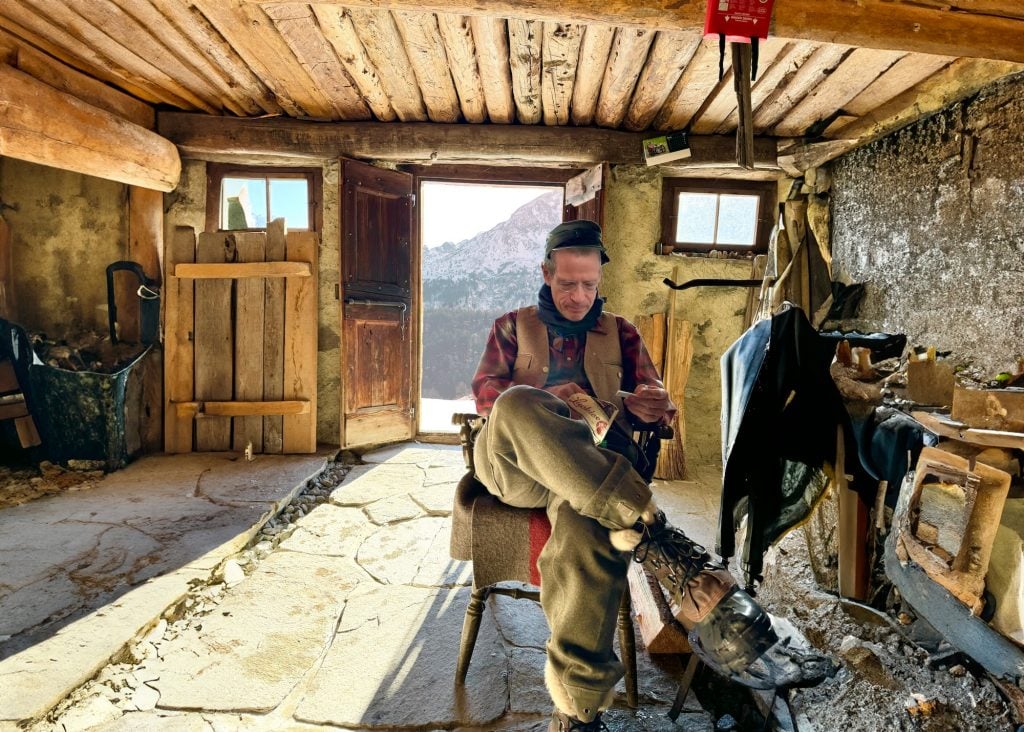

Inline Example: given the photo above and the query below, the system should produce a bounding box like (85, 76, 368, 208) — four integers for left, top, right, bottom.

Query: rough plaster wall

(0, 157, 126, 337)
(831, 73, 1024, 374)
(163, 160, 342, 446)
(602, 165, 753, 468)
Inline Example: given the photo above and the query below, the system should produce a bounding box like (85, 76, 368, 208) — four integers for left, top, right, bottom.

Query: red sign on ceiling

(704, 0, 775, 41)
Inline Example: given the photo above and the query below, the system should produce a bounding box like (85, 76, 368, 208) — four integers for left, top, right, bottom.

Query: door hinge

(407, 193, 416, 206)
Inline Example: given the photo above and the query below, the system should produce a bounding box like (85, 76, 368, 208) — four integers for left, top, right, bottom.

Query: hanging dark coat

(718, 303, 867, 588)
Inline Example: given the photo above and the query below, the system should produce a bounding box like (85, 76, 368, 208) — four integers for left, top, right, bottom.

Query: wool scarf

(536, 284, 604, 336)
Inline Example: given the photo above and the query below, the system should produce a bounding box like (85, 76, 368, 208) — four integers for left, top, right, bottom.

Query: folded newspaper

(565, 392, 619, 445)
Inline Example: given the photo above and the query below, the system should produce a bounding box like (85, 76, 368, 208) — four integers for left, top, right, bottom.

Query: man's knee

(492, 384, 566, 423)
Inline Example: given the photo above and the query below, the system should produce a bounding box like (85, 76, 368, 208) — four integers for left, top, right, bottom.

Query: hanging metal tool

(106, 261, 160, 345)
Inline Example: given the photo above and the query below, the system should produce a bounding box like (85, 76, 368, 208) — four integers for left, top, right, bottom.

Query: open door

(563, 163, 607, 225)
(340, 159, 416, 448)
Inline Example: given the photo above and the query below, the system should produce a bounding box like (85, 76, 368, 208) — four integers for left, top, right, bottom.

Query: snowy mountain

(422, 189, 562, 399)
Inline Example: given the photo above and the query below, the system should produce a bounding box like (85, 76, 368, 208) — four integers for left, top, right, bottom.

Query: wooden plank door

(563, 163, 606, 225)
(340, 159, 416, 448)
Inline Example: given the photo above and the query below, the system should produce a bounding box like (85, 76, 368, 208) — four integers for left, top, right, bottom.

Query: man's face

(541, 249, 603, 321)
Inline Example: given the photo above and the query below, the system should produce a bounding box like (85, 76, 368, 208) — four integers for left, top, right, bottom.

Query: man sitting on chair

(471, 220, 834, 731)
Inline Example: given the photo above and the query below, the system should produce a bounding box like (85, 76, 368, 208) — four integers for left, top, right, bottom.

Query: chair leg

(668, 653, 701, 721)
(618, 587, 639, 709)
(456, 586, 490, 684)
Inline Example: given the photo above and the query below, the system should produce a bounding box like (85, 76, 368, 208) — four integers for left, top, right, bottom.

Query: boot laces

(564, 716, 608, 731)
(633, 512, 711, 590)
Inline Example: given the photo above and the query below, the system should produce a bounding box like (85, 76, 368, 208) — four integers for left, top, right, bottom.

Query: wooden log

(129, 186, 163, 452)
(772, 48, 905, 137)
(508, 19, 543, 125)
(146, 0, 282, 116)
(15, 0, 217, 112)
(264, 3, 371, 120)
(716, 41, 818, 134)
(342, 8, 428, 122)
(176, 400, 310, 417)
(192, 0, 337, 118)
(174, 262, 311, 278)
(0, 3, 183, 106)
(733, 42, 755, 169)
(0, 64, 180, 191)
(266, 0, 1024, 63)
(104, 0, 260, 116)
(194, 233, 235, 451)
(653, 37, 733, 132)
(263, 219, 287, 453)
(164, 227, 196, 453)
(282, 232, 318, 453)
(691, 37, 787, 134)
(392, 11, 462, 123)
(540, 22, 583, 126)
(753, 44, 851, 132)
(0, 28, 154, 128)
(627, 561, 690, 654)
(0, 214, 14, 322)
(313, 7, 395, 121)
(595, 28, 656, 129)
(232, 233, 266, 453)
(779, 57, 1023, 173)
(570, 24, 615, 126)
(436, 14, 488, 123)
(470, 17, 515, 124)
(842, 53, 955, 118)
(623, 30, 701, 132)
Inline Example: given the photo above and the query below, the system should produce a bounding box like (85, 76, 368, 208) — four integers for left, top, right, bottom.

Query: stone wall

(602, 165, 763, 468)
(0, 157, 126, 337)
(831, 72, 1024, 375)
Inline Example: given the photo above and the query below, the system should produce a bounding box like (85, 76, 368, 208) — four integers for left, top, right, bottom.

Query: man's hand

(622, 384, 670, 424)
(545, 382, 587, 417)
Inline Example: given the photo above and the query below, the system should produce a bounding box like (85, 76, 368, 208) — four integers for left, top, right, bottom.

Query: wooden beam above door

(158, 112, 780, 170)
(241, 0, 1024, 64)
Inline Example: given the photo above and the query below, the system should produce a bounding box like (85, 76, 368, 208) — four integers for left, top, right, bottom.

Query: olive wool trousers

(472, 385, 652, 719)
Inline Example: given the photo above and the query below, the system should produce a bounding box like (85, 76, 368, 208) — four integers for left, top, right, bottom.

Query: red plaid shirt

(471, 310, 674, 424)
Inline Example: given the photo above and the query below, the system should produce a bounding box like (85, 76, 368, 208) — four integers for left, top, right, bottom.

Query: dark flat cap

(544, 220, 609, 264)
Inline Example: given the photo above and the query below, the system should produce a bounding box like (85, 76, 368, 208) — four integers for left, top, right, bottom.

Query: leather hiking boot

(633, 512, 837, 690)
(549, 709, 608, 732)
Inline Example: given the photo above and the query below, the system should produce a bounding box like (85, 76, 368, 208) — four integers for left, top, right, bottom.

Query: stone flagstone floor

(31, 444, 713, 731)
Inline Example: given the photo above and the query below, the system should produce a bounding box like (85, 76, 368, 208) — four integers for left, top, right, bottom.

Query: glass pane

(221, 177, 266, 229)
(715, 194, 759, 246)
(675, 192, 717, 244)
(269, 178, 310, 229)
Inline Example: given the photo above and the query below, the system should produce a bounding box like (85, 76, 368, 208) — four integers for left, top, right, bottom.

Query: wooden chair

(449, 412, 670, 709)
(0, 318, 41, 450)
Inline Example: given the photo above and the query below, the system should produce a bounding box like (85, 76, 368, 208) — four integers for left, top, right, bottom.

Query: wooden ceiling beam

(247, 0, 1024, 63)
(595, 28, 655, 128)
(436, 15, 487, 123)
(541, 22, 583, 126)
(0, 64, 180, 191)
(570, 24, 615, 126)
(778, 57, 1022, 174)
(0, 28, 154, 129)
(653, 37, 733, 132)
(346, 8, 429, 122)
(392, 11, 462, 123)
(470, 17, 515, 124)
(508, 19, 543, 125)
(158, 111, 779, 170)
(623, 30, 701, 132)
(691, 36, 788, 134)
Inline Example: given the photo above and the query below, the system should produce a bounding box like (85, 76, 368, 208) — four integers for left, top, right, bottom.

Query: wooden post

(837, 426, 869, 599)
(164, 227, 195, 453)
(282, 231, 318, 453)
(194, 233, 235, 451)
(263, 218, 287, 453)
(731, 42, 754, 170)
(232, 232, 266, 452)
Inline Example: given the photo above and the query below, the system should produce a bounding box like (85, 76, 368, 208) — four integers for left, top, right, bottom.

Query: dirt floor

(758, 529, 1014, 732)
(0, 461, 104, 509)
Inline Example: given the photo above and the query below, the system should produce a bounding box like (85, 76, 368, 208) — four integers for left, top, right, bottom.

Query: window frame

(661, 178, 775, 254)
(205, 163, 323, 234)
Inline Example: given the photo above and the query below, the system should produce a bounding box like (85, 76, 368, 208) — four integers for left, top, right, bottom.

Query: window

(206, 164, 322, 233)
(661, 179, 774, 254)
